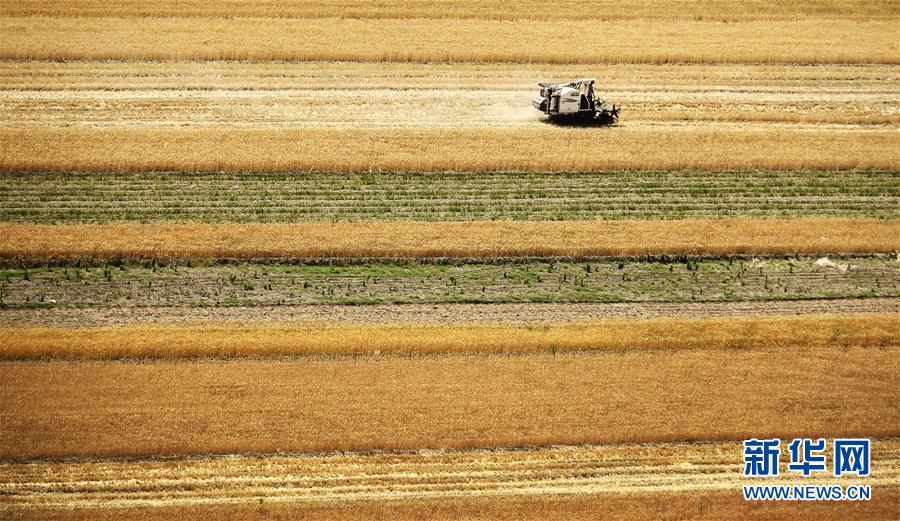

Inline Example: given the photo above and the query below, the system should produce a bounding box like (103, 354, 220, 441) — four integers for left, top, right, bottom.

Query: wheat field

(2, 16, 897, 64)
(1, 1, 898, 519)
(2, 345, 898, 459)
(3, 127, 897, 173)
(3, 0, 897, 21)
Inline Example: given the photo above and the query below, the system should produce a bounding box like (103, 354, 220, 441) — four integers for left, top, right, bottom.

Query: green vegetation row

(1, 171, 897, 223)
(2, 256, 895, 309)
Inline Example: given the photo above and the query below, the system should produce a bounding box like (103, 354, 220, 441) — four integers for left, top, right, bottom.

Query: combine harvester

(532, 78, 619, 124)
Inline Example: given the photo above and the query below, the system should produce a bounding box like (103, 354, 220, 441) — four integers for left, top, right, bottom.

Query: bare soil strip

(1, 219, 896, 264)
(3, 127, 897, 172)
(1, 440, 897, 511)
(2, 298, 897, 328)
(2, 171, 896, 223)
(1, 346, 897, 459)
(3, 256, 895, 309)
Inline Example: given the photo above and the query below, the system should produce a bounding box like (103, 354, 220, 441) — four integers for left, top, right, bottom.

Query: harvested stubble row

(1, 219, 896, 264)
(1, 16, 896, 64)
(2, 172, 897, 223)
(2, 440, 898, 511)
(1, 314, 895, 360)
(2, 344, 897, 459)
(2, 128, 897, 172)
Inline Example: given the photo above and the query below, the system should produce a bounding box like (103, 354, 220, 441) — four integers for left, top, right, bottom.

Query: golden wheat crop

(2, 344, 897, 458)
(0, 3, 896, 517)
(0, 218, 896, 263)
(3, 0, 897, 21)
(3, 128, 898, 173)
(1, 314, 895, 360)
(1, 16, 896, 64)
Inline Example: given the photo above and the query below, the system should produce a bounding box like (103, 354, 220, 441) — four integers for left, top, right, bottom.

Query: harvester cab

(532, 78, 619, 124)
